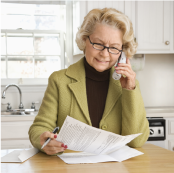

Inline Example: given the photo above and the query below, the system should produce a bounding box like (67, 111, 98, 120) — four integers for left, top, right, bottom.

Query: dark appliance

(147, 118, 166, 141)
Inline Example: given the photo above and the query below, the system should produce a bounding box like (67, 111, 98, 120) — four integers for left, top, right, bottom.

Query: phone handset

(112, 52, 127, 80)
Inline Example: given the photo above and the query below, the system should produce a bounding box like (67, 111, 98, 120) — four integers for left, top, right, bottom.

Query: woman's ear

(83, 36, 88, 42)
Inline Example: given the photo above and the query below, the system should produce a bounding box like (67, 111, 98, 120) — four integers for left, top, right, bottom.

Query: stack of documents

(57, 116, 144, 164)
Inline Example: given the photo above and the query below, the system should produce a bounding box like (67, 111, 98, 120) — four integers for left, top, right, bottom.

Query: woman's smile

(95, 58, 109, 64)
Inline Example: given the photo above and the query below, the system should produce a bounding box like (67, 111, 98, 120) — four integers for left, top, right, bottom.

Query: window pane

(1, 57, 6, 78)
(7, 36, 33, 55)
(34, 16, 60, 30)
(34, 36, 60, 55)
(8, 56, 33, 78)
(2, 15, 34, 30)
(1, 34, 6, 55)
(2, 15, 62, 30)
(35, 56, 61, 78)
(1, 3, 66, 30)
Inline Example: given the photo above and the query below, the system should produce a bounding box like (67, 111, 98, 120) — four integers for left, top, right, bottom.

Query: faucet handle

(1, 102, 12, 111)
(31, 101, 39, 110)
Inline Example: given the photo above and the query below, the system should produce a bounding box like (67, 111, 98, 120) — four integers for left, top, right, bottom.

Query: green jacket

(29, 57, 149, 151)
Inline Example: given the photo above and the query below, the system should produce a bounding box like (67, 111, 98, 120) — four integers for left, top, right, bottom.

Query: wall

(136, 54, 174, 107)
(1, 54, 174, 112)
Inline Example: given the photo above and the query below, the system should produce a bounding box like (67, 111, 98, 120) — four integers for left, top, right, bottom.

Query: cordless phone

(112, 52, 126, 80)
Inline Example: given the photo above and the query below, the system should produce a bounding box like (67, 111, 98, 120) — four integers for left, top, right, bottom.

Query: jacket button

(102, 125, 107, 130)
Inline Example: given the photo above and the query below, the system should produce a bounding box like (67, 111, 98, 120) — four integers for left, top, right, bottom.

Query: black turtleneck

(84, 58, 110, 128)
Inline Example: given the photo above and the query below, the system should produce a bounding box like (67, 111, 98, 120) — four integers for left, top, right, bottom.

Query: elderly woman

(29, 8, 149, 155)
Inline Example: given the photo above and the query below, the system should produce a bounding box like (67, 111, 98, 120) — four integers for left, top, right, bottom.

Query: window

(1, 2, 67, 85)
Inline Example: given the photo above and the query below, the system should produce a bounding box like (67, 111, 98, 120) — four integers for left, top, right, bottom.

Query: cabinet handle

(165, 41, 170, 45)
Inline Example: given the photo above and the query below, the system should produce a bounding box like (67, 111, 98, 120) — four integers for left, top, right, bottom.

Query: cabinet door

(135, 1, 172, 51)
(1, 121, 33, 149)
(87, 1, 124, 13)
(168, 140, 174, 152)
(168, 119, 174, 152)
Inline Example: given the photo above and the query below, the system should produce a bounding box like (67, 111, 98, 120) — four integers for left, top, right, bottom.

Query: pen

(41, 127, 59, 149)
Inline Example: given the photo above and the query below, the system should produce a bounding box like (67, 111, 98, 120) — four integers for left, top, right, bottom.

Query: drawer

(169, 120, 174, 135)
(168, 140, 174, 152)
(1, 121, 33, 139)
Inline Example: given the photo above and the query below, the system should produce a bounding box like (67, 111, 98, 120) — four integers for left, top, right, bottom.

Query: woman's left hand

(115, 58, 136, 90)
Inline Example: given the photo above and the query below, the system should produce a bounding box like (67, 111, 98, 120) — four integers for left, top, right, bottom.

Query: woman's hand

(115, 58, 136, 90)
(40, 131, 67, 155)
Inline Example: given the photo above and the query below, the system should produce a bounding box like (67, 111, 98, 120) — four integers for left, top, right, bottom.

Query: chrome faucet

(2, 84, 24, 109)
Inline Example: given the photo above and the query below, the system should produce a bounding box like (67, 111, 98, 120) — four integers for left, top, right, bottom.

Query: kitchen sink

(1, 109, 38, 116)
(1, 112, 15, 115)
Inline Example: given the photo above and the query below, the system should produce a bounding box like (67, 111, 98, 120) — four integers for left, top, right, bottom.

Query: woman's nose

(100, 47, 110, 57)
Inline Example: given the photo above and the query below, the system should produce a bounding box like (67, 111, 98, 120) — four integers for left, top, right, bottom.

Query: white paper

(57, 116, 144, 164)
(58, 152, 116, 164)
(56, 116, 142, 155)
(58, 146, 144, 164)
(108, 145, 144, 162)
(1, 148, 39, 163)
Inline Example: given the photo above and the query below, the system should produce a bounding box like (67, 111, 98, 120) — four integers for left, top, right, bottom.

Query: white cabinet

(128, 1, 173, 53)
(86, 1, 125, 13)
(1, 116, 35, 149)
(167, 118, 174, 152)
(135, 1, 173, 53)
(168, 140, 174, 152)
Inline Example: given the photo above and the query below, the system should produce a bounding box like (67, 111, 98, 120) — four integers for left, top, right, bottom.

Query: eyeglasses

(88, 36, 123, 55)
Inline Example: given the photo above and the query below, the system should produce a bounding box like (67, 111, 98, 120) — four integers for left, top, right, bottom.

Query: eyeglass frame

(88, 36, 123, 55)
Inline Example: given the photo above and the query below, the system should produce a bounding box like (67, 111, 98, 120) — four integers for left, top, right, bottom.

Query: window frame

(1, 29, 65, 86)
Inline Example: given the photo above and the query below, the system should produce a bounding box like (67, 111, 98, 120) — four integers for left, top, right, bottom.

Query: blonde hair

(76, 8, 137, 58)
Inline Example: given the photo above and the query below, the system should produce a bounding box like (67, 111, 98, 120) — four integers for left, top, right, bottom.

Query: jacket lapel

(102, 67, 122, 120)
(66, 58, 122, 124)
(66, 58, 91, 125)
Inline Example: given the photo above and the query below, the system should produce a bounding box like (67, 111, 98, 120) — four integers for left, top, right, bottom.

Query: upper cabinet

(86, 1, 125, 13)
(135, 1, 173, 53)
(78, 1, 174, 54)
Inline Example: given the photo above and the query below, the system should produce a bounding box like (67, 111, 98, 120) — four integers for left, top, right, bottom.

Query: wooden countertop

(1, 144, 174, 173)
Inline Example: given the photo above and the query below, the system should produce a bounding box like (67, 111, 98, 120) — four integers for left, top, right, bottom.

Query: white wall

(1, 54, 174, 111)
(136, 54, 174, 107)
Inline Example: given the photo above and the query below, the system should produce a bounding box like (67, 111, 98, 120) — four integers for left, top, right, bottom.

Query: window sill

(1, 78, 48, 86)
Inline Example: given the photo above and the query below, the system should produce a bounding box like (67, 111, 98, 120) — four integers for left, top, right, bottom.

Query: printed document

(57, 116, 144, 164)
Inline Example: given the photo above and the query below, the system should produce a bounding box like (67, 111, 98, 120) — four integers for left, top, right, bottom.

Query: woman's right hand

(40, 131, 67, 155)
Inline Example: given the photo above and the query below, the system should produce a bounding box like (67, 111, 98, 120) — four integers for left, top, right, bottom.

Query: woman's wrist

(123, 85, 136, 91)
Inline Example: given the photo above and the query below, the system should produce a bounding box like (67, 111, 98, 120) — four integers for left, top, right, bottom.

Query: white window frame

(1, 29, 65, 86)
